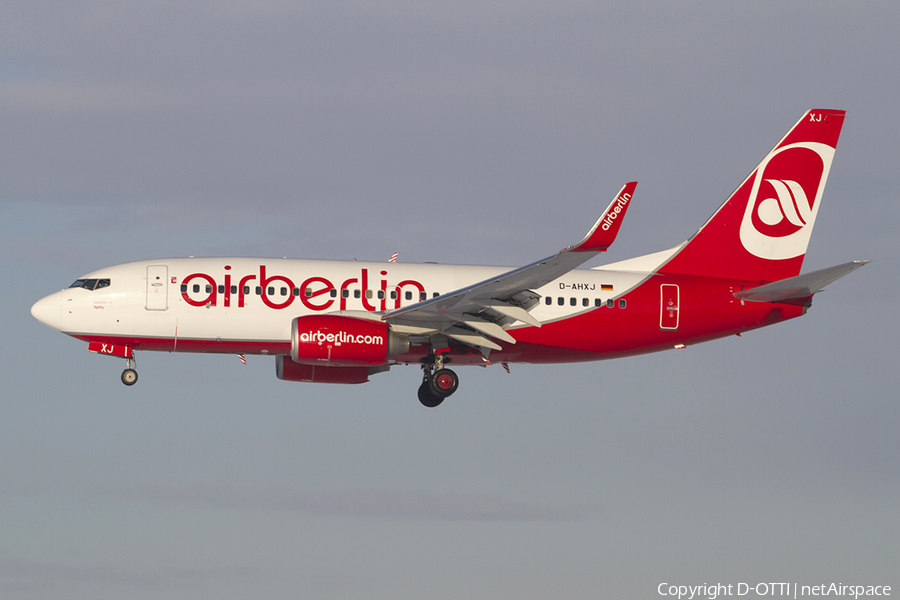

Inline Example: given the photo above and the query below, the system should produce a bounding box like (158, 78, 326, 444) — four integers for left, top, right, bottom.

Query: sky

(1, 2, 897, 598)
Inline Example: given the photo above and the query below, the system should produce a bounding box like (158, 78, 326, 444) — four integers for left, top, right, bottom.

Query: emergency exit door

(146, 265, 168, 310)
(660, 284, 679, 330)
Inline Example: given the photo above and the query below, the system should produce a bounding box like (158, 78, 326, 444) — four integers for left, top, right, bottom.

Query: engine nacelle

(276, 356, 373, 384)
(290, 314, 408, 367)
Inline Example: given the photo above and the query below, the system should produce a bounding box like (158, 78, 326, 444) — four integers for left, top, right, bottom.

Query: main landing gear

(418, 354, 459, 408)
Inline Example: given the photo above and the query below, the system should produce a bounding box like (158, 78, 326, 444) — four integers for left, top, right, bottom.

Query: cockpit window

(68, 278, 111, 291)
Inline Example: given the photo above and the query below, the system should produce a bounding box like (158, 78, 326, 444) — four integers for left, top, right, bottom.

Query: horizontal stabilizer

(734, 260, 869, 304)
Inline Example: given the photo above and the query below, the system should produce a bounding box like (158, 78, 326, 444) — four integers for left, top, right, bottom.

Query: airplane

(31, 109, 868, 407)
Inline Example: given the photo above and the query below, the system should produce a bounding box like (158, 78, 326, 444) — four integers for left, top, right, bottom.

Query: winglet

(567, 182, 637, 253)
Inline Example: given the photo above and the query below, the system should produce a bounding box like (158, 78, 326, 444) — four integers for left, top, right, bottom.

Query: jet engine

(290, 314, 409, 366)
(276, 356, 376, 384)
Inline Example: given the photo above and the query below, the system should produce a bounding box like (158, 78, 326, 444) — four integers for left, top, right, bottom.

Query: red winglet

(568, 182, 637, 253)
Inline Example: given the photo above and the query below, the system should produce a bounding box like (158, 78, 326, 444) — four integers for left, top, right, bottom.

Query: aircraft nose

(31, 292, 62, 331)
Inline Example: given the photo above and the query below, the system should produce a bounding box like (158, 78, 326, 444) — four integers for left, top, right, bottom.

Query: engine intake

(290, 314, 408, 366)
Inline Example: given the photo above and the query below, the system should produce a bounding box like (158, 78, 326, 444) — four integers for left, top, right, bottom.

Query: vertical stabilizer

(658, 109, 845, 282)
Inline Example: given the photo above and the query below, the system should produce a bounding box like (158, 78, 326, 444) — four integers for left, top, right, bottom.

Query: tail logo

(756, 179, 812, 227)
(739, 142, 835, 260)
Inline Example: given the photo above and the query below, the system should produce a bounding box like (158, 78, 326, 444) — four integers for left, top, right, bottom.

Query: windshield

(69, 278, 111, 291)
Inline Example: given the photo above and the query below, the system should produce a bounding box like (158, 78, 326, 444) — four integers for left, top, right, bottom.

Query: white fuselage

(33, 256, 654, 357)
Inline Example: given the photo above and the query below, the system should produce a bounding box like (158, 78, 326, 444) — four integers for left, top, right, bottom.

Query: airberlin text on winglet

(600, 190, 632, 231)
(569, 180, 637, 252)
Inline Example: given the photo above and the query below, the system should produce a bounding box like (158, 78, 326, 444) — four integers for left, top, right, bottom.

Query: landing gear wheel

(121, 368, 138, 386)
(428, 368, 459, 398)
(418, 382, 444, 408)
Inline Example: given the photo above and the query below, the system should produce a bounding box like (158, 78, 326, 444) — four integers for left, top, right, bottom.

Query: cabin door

(146, 265, 169, 310)
(660, 284, 680, 330)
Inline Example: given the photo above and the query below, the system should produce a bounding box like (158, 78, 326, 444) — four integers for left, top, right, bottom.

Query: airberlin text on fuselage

(179, 265, 425, 312)
(600, 192, 631, 231)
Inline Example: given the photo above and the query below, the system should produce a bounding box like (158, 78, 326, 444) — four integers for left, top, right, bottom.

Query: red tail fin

(658, 109, 845, 282)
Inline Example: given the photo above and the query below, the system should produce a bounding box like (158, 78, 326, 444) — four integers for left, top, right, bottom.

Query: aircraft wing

(733, 260, 869, 305)
(383, 182, 636, 350)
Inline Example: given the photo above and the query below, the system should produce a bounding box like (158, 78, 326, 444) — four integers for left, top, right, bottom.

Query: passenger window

(433, 292, 439, 298)
(180, 284, 187, 293)
(206, 285, 213, 293)
(256, 286, 262, 295)
(218, 285, 225, 294)
(619, 299, 626, 309)
(405, 291, 413, 301)
(390, 290, 397, 300)
(570, 297, 576, 306)
(595, 298, 602, 307)
(607, 299, 614, 308)
(354, 290, 361, 299)
(243, 286, 250, 294)
(193, 284, 200, 293)
(267, 287, 275, 295)
(330, 289, 338, 298)
(365, 290, 373, 299)
(342, 289, 349, 299)
(280, 287, 288, 296)
(292, 288, 300, 297)
(545, 296, 552, 305)
(420, 292, 427, 301)
(230, 285, 237, 294)
(582, 298, 589, 307)
(377, 290, 385, 300)
(558, 297, 564, 306)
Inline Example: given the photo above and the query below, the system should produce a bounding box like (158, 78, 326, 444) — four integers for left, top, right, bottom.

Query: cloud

(125, 484, 597, 522)
(0, 80, 181, 112)
(0, 556, 254, 594)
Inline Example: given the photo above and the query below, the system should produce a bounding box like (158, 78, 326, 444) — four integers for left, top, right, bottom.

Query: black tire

(418, 382, 444, 408)
(428, 368, 459, 398)
(121, 368, 138, 386)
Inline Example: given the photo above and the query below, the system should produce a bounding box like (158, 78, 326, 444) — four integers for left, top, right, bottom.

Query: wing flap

(458, 316, 518, 343)
(443, 327, 503, 351)
(476, 301, 541, 328)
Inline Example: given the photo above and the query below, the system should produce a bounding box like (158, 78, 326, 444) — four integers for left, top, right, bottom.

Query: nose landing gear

(87, 341, 139, 386)
(121, 355, 138, 386)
